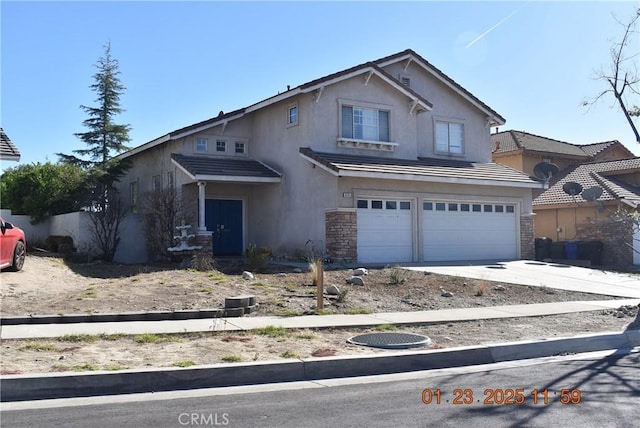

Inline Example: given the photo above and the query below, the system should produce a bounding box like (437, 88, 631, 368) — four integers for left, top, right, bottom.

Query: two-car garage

(357, 197, 518, 263)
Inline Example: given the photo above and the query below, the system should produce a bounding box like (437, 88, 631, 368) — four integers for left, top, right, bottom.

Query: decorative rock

(242, 271, 255, 280)
(353, 268, 368, 276)
(325, 284, 340, 295)
(293, 268, 303, 273)
(276, 273, 288, 277)
(493, 285, 506, 292)
(441, 291, 454, 298)
(346, 276, 365, 286)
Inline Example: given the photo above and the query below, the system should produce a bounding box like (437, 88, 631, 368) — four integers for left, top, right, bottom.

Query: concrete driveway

(406, 260, 640, 299)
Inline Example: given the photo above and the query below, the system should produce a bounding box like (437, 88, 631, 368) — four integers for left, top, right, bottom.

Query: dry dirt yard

(1, 255, 637, 375)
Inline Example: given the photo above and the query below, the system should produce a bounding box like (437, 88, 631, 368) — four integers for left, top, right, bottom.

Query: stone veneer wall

(193, 232, 213, 258)
(576, 220, 632, 266)
(325, 209, 357, 262)
(520, 214, 535, 260)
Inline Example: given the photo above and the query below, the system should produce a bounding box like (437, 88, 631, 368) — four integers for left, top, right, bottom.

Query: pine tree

(58, 42, 132, 261)
(59, 41, 131, 180)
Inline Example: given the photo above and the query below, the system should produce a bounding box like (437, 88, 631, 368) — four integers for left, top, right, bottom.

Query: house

(491, 130, 639, 266)
(114, 49, 542, 264)
(0, 128, 21, 162)
(533, 158, 640, 266)
(491, 130, 633, 197)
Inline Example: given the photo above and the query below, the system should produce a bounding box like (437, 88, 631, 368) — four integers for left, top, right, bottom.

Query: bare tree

(584, 9, 640, 143)
(142, 188, 191, 260)
(88, 189, 127, 262)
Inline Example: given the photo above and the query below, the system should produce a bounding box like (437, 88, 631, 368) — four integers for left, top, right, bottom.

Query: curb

(2, 329, 638, 402)
(0, 307, 260, 326)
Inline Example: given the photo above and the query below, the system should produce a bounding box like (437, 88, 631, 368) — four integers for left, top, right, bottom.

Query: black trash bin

(577, 241, 604, 266)
(534, 237, 553, 261)
(550, 242, 566, 259)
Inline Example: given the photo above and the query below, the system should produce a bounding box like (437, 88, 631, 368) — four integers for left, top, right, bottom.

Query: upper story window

(216, 140, 226, 152)
(167, 171, 174, 189)
(196, 138, 208, 152)
(287, 104, 298, 126)
(341, 105, 389, 142)
(435, 120, 464, 155)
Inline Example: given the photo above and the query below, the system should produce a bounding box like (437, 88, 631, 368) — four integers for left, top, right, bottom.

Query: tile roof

(491, 130, 626, 158)
(0, 128, 20, 161)
(299, 148, 541, 188)
(171, 154, 281, 181)
(533, 158, 640, 207)
(122, 49, 505, 160)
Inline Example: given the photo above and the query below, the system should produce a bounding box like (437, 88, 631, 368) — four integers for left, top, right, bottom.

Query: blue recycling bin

(565, 241, 579, 260)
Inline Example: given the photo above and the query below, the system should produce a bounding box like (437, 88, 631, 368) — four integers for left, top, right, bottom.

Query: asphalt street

(4, 348, 639, 428)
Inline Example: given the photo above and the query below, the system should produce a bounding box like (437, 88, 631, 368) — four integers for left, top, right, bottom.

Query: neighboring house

(532, 158, 640, 266)
(491, 130, 639, 266)
(0, 128, 21, 162)
(114, 49, 541, 264)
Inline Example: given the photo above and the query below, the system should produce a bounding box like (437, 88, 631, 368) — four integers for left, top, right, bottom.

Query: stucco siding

(382, 61, 492, 162)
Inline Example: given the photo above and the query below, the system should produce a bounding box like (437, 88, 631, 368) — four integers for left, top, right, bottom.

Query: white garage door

(423, 200, 517, 261)
(357, 198, 413, 263)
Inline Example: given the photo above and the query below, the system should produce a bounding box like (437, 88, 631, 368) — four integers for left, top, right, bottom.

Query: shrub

(245, 243, 271, 270)
(389, 266, 408, 285)
(191, 253, 217, 271)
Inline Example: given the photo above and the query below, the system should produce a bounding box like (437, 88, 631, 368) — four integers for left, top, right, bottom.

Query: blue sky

(1, 1, 639, 172)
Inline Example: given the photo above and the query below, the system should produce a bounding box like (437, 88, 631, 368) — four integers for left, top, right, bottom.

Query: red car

(1, 217, 26, 271)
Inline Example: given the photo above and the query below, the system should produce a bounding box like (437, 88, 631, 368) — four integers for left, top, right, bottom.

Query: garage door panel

(357, 199, 413, 263)
(423, 200, 517, 261)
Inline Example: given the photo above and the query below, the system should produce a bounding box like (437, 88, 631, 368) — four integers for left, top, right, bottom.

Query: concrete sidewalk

(407, 260, 640, 298)
(2, 298, 639, 340)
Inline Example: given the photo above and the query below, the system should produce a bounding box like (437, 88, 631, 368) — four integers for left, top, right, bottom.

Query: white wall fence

(2, 209, 94, 254)
(1, 209, 149, 264)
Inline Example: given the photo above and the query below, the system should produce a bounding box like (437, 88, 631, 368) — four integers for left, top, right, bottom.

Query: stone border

(0, 307, 259, 326)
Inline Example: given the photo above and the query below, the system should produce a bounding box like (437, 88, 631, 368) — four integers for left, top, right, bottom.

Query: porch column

(197, 181, 207, 232)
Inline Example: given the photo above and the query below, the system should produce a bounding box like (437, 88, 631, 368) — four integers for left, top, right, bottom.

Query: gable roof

(121, 49, 504, 159)
(0, 128, 20, 161)
(170, 153, 281, 183)
(533, 158, 640, 208)
(492, 130, 631, 159)
(300, 148, 541, 189)
(375, 49, 505, 125)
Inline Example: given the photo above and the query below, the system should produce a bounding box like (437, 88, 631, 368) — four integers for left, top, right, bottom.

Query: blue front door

(205, 199, 243, 256)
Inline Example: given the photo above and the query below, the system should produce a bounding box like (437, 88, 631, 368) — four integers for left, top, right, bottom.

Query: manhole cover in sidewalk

(346, 332, 431, 349)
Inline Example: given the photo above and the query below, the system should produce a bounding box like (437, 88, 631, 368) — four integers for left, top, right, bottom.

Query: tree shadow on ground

(455, 349, 640, 426)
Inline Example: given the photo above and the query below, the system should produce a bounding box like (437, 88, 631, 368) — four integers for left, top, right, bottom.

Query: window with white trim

(216, 140, 226, 152)
(342, 105, 389, 142)
(167, 171, 174, 188)
(195, 138, 208, 152)
(435, 120, 464, 154)
(287, 104, 298, 126)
